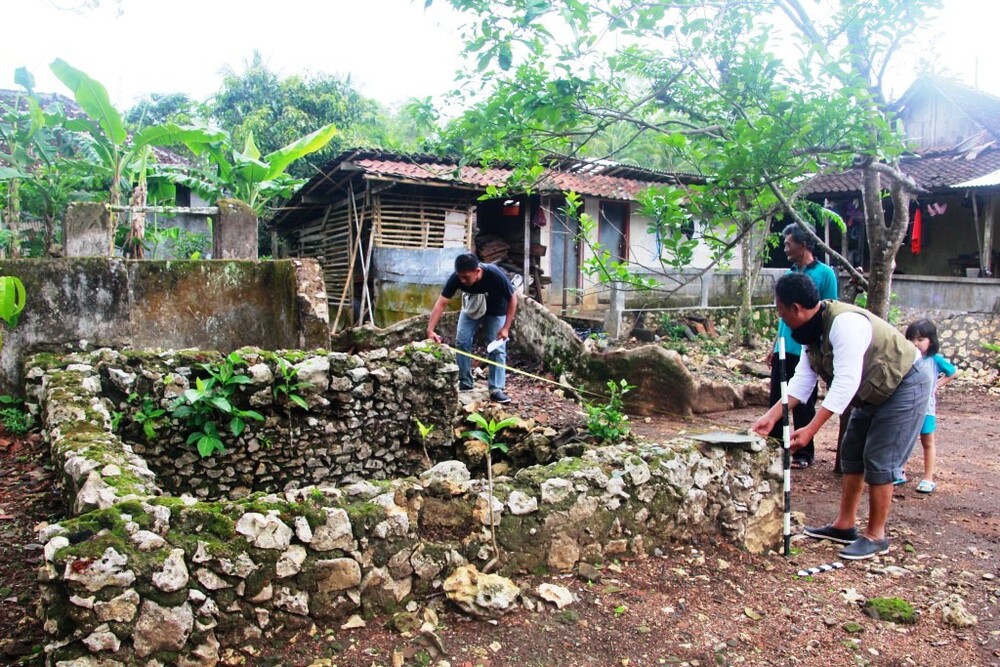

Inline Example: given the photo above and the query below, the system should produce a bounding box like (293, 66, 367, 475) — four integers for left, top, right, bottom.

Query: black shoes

(803, 523, 859, 545)
(839, 536, 890, 560)
(489, 389, 512, 403)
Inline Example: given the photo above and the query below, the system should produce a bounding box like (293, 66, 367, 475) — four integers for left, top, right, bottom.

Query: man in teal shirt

(767, 223, 838, 468)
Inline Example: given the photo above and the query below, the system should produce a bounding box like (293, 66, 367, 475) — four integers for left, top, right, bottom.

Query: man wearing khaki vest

(753, 273, 929, 560)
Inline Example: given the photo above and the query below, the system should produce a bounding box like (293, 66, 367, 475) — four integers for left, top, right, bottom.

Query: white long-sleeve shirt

(785, 311, 917, 415)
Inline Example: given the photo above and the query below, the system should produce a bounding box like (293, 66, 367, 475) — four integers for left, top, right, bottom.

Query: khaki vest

(804, 301, 917, 406)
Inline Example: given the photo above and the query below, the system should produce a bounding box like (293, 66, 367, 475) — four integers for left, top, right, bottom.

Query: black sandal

(791, 458, 811, 469)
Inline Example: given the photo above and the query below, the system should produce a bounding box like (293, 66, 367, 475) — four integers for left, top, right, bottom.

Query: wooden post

(523, 205, 530, 296)
(984, 196, 995, 276)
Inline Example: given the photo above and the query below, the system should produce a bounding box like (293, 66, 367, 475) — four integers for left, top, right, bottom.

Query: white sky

(1, 0, 998, 110)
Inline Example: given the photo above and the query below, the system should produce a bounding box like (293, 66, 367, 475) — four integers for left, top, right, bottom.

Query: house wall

(901, 91, 981, 150)
(893, 194, 1000, 277)
(372, 247, 462, 325)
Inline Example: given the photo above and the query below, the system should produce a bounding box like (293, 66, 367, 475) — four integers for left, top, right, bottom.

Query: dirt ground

(2, 376, 999, 667)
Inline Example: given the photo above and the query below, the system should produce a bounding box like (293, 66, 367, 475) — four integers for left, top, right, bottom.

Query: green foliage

(981, 341, 1000, 367)
(440, 0, 937, 316)
(272, 357, 310, 410)
(854, 291, 902, 325)
(127, 392, 166, 440)
(168, 352, 264, 457)
(465, 411, 519, 570)
(466, 413, 519, 454)
(0, 395, 34, 435)
(658, 316, 690, 341)
(583, 379, 634, 443)
(0, 276, 26, 328)
(211, 51, 379, 179)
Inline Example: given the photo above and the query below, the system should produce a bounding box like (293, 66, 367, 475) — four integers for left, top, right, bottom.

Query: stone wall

(29, 349, 783, 666)
(25, 344, 459, 504)
(896, 309, 1000, 383)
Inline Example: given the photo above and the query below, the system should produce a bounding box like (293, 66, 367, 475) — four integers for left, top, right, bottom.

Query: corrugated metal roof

(800, 147, 1000, 196)
(954, 167, 1000, 188)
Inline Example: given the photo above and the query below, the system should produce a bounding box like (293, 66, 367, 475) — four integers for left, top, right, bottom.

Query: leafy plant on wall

(168, 352, 264, 457)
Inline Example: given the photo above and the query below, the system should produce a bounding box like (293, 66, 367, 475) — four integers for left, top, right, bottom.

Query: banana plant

(0, 275, 26, 354)
(171, 124, 338, 215)
(49, 59, 224, 255)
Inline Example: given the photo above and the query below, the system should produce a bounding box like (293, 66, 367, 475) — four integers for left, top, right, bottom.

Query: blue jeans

(456, 312, 506, 390)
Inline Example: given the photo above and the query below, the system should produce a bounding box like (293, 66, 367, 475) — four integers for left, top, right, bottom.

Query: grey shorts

(839, 365, 931, 485)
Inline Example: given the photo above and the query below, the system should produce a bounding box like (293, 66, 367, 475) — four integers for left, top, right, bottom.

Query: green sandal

(916, 479, 936, 494)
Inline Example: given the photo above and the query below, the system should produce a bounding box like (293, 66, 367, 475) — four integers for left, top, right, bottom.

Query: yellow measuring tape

(440, 343, 598, 398)
(439, 343, 761, 428)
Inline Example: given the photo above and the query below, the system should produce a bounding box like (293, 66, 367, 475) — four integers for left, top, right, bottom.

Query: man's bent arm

(426, 295, 450, 342)
(499, 292, 518, 339)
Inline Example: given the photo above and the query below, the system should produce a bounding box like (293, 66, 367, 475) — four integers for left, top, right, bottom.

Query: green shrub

(0, 395, 33, 435)
(583, 379, 634, 443)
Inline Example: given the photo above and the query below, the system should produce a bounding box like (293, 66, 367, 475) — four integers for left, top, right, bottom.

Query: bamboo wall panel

(374, 191, 473, 249)
(289, 207, 358, 313)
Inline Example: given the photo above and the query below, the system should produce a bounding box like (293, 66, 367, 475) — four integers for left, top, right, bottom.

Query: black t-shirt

(442, 263, 515, 316)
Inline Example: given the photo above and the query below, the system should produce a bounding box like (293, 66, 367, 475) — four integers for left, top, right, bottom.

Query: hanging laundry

(531, 207, 548, 227)
(911, 208, 923, 254)
(927, 202, 948, 216)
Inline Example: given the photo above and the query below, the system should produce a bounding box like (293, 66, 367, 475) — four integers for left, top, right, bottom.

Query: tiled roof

(272, 149, 699, 228)
(355, 156, 676, 200)
(799, 147, 1000, 196)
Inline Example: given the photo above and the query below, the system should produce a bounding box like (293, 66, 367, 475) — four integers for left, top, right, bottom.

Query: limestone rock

(294, 356, 331, 395)
(311, 507, 354, 551)
(276, 545, 308, 578)
(95, 590, 140, 623)
(82, 624, 121, 652)
(235, 511, 293, 550)
(444, 564, 520, 619)
(274, 586, 310, 615)
(541, 478, 574, 504)
(63, 547, 135, 593)
(131, 530, 168, 552)
(152, 548, 189, 592)
(935, 594, 978, 628)
(177, 630, 220, 667)
(74, 471, 119, 514)
(54, 658, 125, 667)
(507, 489, 538, 515)
(316, 558, 362, 592)
(133, 600, 194, 657)
(473, 493, 503, 526)
(536, 583, 574, 609)
(420, 460, 471, 495)
(547, 532, 580, 572)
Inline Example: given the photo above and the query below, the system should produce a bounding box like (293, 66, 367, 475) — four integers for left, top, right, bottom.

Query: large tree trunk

(859, 163, 913, 320)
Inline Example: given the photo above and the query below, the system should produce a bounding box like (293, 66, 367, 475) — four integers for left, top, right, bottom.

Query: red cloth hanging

(911, 208, 923, 254)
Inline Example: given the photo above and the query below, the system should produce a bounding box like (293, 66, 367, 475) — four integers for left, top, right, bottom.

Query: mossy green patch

(345, 501, 388, 535)
(863, 597, 917, 624)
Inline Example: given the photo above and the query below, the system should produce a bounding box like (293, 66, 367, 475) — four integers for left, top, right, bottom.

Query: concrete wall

(890, 274, 1000, 313)
(0, 258, 329, 392)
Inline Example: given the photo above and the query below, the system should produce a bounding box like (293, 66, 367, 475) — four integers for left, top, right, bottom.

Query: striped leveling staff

(778, 337, 792, 557)
(797, 562, 844, 577)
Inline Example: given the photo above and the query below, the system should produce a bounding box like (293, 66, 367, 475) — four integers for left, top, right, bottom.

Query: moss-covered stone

(863, 597, 917, 624)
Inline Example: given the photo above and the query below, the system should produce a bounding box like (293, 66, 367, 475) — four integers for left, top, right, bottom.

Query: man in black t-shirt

(427, 252, 518, 403)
